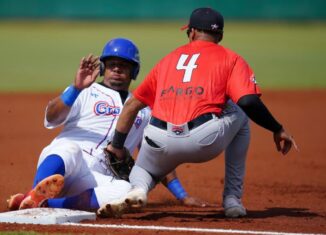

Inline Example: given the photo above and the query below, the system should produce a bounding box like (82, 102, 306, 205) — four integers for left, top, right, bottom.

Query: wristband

(111, 130, 128, 149)
(273, 124, 283, 134)
(60, 85, 81, 107)
(167, 178, 188, 200)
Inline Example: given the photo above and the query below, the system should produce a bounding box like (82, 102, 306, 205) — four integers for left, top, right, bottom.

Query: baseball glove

(103, 147, 135, 181)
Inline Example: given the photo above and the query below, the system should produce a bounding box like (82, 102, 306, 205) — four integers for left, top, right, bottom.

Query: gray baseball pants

(130, 101, 250, 199)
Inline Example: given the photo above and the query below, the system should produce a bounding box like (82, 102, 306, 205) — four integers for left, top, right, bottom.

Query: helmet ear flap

(132, 65, 140, 80)
(99, 61, 105, 76)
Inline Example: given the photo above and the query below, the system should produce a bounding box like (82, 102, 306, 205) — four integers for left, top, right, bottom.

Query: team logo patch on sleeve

(134, 116, 142, 129)
(94, 101, 121, 116)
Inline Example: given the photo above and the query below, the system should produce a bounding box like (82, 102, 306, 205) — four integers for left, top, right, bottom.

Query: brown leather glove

(103, 147, 135, 181)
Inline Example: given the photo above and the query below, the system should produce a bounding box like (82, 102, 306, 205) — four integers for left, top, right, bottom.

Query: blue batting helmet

(100, 38, 140, 80)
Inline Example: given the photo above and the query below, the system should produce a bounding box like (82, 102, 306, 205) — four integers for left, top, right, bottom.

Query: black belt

(150, 113, 215, 131)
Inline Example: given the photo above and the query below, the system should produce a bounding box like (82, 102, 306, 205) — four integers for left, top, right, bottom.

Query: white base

(0, 208, 96, 224)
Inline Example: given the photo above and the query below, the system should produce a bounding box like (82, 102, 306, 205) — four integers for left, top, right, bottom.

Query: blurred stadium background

(0, 0, 325, 92)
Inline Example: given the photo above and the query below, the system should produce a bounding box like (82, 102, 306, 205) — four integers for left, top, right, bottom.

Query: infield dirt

(0, 90, 325, 234)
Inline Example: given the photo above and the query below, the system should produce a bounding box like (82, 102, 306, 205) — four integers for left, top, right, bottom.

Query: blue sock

(47, 189, 99, 210)
(167, 178, 188, 200)
(33, 154, 65, 188)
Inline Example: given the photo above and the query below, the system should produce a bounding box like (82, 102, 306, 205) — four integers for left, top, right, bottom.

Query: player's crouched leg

(26, 140, 88, 205)
(38, 140, 84, 182)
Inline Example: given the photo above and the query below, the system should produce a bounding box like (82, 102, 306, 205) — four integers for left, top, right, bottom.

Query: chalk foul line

(63, 222, 324, 235)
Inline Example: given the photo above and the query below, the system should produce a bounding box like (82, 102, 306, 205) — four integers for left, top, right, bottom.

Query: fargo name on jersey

(160, 85, 204, 97)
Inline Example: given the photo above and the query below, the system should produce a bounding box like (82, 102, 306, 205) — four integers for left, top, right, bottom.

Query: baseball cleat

(19, 174, 64, 210)
(97, 187, 147, 218)
(124, 187, 147, 208)
(7, 193, 25, 211)
(223, 195, 247, 218)
(97, 198, 129, 218)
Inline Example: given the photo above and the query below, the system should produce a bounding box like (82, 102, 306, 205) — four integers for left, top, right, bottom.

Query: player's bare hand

(273, 128, 299, 155)
(181, 196, 215, 208)
(74, 54, 100, 90)
(106, 143, 126, 160)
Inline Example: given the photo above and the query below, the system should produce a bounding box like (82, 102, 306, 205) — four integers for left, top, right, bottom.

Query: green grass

(223, 22, 326, 89)
(0, 20, 325, 92)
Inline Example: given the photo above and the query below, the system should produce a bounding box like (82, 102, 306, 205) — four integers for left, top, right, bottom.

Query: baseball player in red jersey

(98, 8, 298, 218)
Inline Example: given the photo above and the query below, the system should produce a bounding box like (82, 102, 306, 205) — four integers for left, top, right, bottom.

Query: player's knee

(63, 141, 82, 155)
(52, 141, 83, 172)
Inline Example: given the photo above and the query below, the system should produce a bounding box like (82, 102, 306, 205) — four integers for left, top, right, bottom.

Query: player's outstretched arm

(46, 54, 100, 126)
(237, 94, 299, 155)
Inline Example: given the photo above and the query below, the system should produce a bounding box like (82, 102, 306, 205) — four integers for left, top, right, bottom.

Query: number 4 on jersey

(176, 53, 200, 83)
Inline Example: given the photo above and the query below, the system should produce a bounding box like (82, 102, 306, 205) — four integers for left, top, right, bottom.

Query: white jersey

(45, 83, 150, 155)
(36, 83, 150, 204)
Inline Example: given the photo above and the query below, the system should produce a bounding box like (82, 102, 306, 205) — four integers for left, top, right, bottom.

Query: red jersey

(134, 40, 261, 124)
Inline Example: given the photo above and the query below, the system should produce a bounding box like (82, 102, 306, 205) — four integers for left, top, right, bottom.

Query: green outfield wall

(0, 0, 325, 20)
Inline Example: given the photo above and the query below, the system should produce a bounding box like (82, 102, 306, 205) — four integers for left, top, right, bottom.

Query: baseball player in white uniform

(7, 38, 207, 212)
